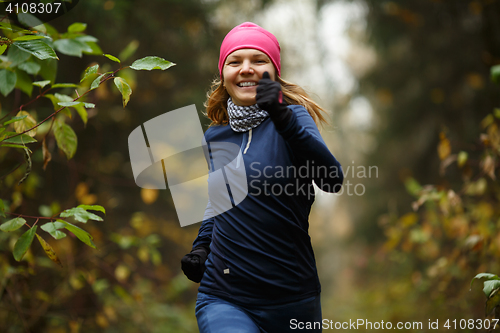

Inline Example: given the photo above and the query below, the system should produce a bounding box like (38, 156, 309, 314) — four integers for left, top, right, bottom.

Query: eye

(228, 61, 240, 65)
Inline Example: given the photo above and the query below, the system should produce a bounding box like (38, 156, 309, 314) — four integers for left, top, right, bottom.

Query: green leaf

(15, 68, 33, 97)
(18, 62, 41, 75)
(82, 41, 103, 55)
(0, 144, 30, 149)
(74, 35, 98, 43)
(81, 64, 99, 83)
(36, 58, 57, 84)
(59, 220, 96, 249)
(54, 38, 91, 58)
(0, 22, 21, 32)
(60, 207, 103, 223)
(45, 93, 77, 113)
(0, 217, 26, 232)
(0, 45, 7, 56)
(40, 221, 66, 240)
(7, 44, 31, 67)
(471, 273, 500, 290)
(78, 205, 106, 215)
(13, 226, 37, 261)
(0, 23, 13, 32)
(54, 122, 77, 159)
(0, 21, 33, 34)
(114, 77, 132, 107)
(42, 22, 58, 37)
(0, 69, 17, 96)
(68, 22, 87, 33)
(484, 280, 500, 298)
(486, 289, 500, 316)
(54, 93, 73, 103)
(58, 101, 83, 107)
(13, 35, 48, 41)
(3, 115, 28, 126)
(43, 94, 59, 110)
(73, 103, 88, 125)
(90, 73, 106, 90)
(491, 65, 500, 84)
(104, 54, 121, 63)
(17, 13, 45, 33)
(52, 83, 78, 89)
(130, 56, 175, 71)
(14, 40, 58, 60)
(2, 134, 37, 144)
(36, 233, 62, 266)
(32, 80, 51, 88)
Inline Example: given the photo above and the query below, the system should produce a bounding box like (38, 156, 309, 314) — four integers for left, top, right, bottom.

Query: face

(222, 48, 277, 106)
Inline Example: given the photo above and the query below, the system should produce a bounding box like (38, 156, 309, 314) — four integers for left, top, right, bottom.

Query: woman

(181, 22, 343, 333)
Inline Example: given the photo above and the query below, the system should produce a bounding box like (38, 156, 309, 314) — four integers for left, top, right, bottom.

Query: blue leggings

(195, 292, 322, 333)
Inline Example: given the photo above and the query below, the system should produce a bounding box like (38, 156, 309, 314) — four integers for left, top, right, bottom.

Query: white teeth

(238, 82, 256, 87)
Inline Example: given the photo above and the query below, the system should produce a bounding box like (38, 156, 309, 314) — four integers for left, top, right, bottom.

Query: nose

(239, 59, 254, 75)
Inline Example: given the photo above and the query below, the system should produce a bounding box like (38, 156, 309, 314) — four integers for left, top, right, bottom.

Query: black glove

(181, 246, 209, 283)
(256, 71, 292, 130)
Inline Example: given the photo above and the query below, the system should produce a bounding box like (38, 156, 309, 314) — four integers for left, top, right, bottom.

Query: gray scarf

(227, 97, 269, 132)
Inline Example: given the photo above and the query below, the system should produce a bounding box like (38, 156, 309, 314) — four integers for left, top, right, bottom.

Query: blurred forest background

(1, 0, 500, 332)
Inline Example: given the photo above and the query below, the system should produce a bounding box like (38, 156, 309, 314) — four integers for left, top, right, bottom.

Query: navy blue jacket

(193, 105, 343, 305)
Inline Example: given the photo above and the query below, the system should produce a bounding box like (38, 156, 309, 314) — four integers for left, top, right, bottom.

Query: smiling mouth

(237, 82, 257, 87)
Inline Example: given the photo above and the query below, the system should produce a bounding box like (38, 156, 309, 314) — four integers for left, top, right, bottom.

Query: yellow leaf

(437, 132, 451, 160)
(35, 234, 62, 266)
(14, 110, 37, 137)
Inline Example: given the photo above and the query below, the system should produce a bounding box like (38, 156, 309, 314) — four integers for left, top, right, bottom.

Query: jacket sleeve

(192, 199, 215, 250)
(191, 134, 215, 251)
(278, 105, 343, 193)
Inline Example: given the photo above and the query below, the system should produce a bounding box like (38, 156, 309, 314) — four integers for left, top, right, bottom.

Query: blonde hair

(203, 76, 329, 128)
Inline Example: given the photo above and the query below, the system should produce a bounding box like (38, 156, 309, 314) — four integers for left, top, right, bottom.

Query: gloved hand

(256, 71, 292, 130)
(181, 246, 209, 283)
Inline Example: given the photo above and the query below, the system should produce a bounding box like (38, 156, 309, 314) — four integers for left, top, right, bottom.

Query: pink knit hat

(218, 22, 281, 77)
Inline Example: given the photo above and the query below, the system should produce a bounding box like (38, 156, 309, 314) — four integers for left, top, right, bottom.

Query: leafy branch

(0, 204, 105, 266)
(0, 17, 175, 268)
